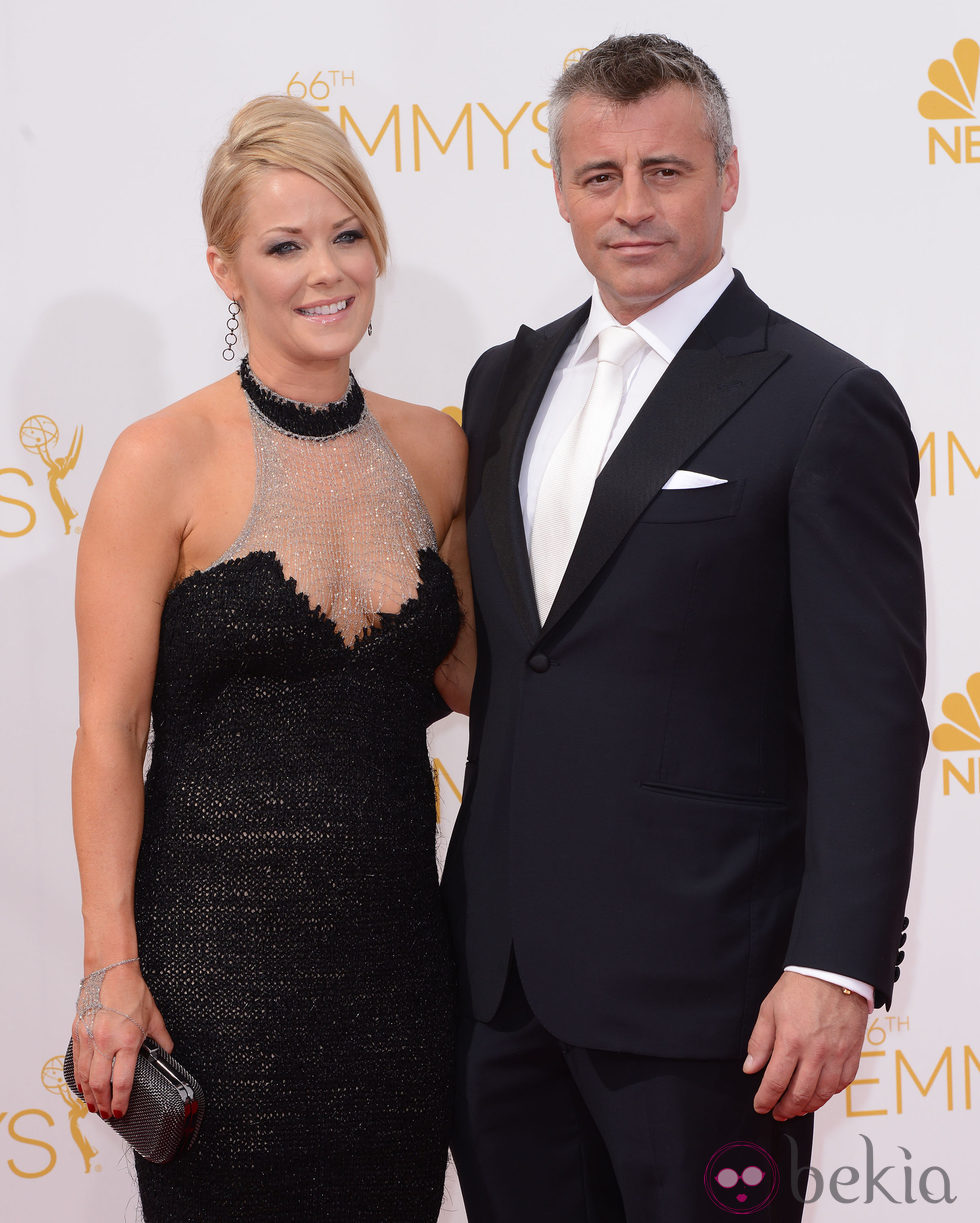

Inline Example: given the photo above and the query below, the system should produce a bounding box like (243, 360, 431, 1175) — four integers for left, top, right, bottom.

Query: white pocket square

(662, 470, 728, 490)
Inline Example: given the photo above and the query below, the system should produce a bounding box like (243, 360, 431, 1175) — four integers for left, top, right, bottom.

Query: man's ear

(721, 147, 739, 213)
(554, 172, 571, 223)
(207, 246, 240, 300)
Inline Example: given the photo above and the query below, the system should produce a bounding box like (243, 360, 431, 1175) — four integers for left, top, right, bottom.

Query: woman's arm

(71, 412, 188, 1119)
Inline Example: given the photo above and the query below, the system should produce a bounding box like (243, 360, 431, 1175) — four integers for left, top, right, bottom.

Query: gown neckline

(238, 355, 365, 439)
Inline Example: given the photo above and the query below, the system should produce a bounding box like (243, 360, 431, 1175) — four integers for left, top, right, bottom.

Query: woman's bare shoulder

(366, 391, 466, 463)
(106, 374, 245, 476)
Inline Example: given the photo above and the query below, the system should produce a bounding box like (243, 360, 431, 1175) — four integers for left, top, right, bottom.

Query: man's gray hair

(549, 34, 734, 182)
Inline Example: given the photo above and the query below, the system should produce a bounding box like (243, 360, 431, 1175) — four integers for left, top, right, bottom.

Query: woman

(70, 95, 473, 1220)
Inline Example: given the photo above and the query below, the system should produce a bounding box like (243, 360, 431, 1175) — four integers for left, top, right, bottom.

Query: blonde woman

(70, 96, 472, 1220)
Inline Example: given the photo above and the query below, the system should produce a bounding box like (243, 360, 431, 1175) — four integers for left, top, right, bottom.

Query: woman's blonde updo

(202, 95, 388, 273)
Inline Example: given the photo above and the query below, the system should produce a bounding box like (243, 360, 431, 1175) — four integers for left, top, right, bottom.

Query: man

(442, 33, 926, 1223)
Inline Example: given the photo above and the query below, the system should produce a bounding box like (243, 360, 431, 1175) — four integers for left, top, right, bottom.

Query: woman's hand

(71, 958, 173, 1119)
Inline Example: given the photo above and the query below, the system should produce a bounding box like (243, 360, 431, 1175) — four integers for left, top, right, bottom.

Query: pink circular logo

(704, 1141, 779, 1214)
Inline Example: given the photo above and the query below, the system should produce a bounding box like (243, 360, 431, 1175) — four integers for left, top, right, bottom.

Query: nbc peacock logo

(918, 39, 979, 164)
(932, 673, 980, 795)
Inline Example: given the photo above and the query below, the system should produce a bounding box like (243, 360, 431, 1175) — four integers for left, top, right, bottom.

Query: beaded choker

(238, 355, 365, 439)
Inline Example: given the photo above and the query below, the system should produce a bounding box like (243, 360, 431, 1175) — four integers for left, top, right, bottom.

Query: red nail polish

(87, 1103, 96, 1113)
(113, 1109, 123, 1119)
(100, 1111, 110, 1120)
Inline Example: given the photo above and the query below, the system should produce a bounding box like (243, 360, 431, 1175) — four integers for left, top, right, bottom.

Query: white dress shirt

(518, 255, 875, 1012)
(520, 257, 734, 543)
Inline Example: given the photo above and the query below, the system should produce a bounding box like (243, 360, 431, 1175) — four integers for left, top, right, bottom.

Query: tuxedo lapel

(480, 303, 590, 640)
(542, 275, 788, 634)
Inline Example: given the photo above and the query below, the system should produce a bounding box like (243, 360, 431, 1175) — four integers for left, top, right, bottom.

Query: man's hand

(743, 972, 868, 1121)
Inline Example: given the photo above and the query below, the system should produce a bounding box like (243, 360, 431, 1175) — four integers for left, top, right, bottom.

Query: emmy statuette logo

(19, 415, 84, 534)
(0, 1054, 104, 1179)
(42, 1055, 99, 1173)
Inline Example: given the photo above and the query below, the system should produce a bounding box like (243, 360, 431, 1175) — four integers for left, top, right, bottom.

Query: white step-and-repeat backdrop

(2, 0, 977, 1218)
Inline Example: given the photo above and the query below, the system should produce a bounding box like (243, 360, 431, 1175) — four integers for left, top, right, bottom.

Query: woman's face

(211, 167, 377, 375)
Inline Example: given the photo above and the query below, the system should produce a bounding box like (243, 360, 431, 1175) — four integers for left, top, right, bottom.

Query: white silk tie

(530, 324, 645, 621)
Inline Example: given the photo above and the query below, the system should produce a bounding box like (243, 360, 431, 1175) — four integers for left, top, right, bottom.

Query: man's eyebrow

(572, 154, 695, 177)
(641, 155, 694, 169)
(573, 158, 621, 176)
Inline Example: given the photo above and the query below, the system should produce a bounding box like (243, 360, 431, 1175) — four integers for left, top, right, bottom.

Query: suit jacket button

(528, 653, 550, 673)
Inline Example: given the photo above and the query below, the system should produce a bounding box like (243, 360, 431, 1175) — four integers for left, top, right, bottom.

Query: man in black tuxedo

(443, 33, 926, 1222)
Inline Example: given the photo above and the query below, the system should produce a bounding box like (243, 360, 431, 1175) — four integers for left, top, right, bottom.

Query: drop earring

(222, 300, 241, 361)
(367, 320, 374, 337)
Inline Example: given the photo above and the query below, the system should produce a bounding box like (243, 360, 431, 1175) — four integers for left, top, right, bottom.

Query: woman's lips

(296, 298, 352, 319)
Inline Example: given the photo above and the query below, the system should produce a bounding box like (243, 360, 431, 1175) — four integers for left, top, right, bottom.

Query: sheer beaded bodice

(210, 357, 439, 647)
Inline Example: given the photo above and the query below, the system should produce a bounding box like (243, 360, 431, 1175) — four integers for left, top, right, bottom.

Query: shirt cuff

(784, 966, 875, 1013)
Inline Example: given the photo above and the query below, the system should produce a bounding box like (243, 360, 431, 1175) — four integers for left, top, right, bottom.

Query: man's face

(554, 85, 739, 323)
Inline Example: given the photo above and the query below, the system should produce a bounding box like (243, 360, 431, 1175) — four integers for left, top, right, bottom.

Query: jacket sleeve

(783, 365, 927, 1007)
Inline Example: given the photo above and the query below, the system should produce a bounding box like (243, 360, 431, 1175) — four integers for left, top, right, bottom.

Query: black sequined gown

(134, 364, 458, 1221)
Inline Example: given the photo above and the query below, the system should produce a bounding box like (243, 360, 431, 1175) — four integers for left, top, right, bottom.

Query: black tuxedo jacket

(442, 273, 927, 1059)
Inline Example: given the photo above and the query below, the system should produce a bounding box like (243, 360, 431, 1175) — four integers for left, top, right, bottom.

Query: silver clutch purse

(64, 1037, 205, 1163)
